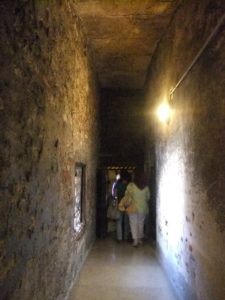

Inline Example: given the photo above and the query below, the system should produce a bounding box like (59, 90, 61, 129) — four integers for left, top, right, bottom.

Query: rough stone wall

(0, 1, 99, 300)
(145, 1, 225, 300)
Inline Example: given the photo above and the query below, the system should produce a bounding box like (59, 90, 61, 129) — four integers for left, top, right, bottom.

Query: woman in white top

(125, 170, 150, 246)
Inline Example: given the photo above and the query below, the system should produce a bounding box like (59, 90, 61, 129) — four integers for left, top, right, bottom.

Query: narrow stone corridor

(70, 237, 177, 300)
(1, 1, 225, 300)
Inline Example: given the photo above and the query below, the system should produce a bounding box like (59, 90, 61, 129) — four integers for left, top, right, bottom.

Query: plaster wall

(146, 1, 225, 299)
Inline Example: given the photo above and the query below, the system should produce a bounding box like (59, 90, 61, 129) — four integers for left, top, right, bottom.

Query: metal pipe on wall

(170, 13, 225, 96)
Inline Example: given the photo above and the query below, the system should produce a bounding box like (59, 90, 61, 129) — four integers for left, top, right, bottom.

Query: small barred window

(74, 163, 86, 234)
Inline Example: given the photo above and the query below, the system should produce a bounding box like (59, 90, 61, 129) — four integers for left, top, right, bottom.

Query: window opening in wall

(74, 163, 86, 234)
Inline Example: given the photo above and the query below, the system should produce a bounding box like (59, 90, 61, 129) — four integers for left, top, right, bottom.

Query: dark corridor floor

(70, 237, 178, 300)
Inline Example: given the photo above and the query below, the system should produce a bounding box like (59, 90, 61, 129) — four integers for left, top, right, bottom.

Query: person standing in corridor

(112, 170, 130, 242)
(122, 169, 150, 247)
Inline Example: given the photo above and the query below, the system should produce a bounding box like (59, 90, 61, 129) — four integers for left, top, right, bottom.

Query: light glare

(157, 102, 171, 123)
(158, 147, 186, 270)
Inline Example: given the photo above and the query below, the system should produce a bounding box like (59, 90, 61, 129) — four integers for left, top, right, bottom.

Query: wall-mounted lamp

(154, 13, 225, 125)
(156, 101, 171, 123)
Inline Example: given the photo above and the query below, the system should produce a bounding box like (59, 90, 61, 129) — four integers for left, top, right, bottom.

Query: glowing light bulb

(156, 102, 171, 123)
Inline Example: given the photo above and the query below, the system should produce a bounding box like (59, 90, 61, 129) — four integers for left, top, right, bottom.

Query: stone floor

(69, 237, 178, 300)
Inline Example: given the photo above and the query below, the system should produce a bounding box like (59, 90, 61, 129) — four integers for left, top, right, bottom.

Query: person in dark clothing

(112, 170, 131, 241)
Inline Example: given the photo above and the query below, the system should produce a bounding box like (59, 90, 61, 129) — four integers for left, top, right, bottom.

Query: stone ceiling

(75, 0, 181, 90)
